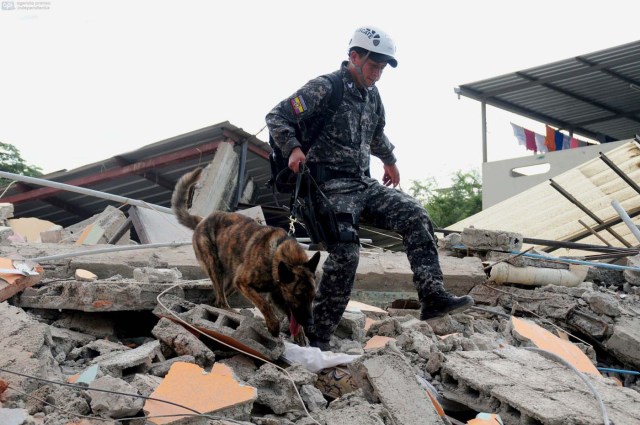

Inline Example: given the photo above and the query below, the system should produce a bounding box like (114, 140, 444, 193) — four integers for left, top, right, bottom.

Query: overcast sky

(1, 0, 638, 187)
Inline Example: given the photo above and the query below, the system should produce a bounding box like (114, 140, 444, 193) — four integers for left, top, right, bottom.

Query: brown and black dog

(171, 167, 321, 337)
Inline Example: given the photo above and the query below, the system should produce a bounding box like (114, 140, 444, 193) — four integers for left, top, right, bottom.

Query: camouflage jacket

(265, 61, 397, 178)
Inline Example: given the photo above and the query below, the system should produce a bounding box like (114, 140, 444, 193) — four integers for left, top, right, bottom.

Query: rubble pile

(0, 194, 640, 424)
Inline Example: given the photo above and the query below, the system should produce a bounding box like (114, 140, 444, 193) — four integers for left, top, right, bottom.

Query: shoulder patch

(290, 95, 307, 115)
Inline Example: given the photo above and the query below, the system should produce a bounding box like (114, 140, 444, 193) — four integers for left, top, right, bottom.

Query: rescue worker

(266, 26, 474, 350)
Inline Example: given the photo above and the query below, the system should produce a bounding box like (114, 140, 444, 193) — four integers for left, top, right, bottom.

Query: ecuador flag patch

(290, 95, 307, 115)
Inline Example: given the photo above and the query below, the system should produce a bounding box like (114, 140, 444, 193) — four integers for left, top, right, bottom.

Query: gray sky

(1, 0, 638, 186)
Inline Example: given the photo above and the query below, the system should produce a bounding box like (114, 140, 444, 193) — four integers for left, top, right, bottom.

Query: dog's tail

(171, 167, 204, 230)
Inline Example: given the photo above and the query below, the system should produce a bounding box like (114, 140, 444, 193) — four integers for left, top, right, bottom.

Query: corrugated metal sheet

(448, 140, 640, 254)
(456, 40, 640, 142)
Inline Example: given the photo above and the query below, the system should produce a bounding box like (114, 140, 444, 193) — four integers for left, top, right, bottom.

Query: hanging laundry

(545, 126, 556, 152)
(534, 133, 548, 153)
(562, 134, 571, 150)
(554, 130, 564, 151)
(523, 129, 537, 151)
(511, 123, 527, 146)
(570, 137, 579, 148)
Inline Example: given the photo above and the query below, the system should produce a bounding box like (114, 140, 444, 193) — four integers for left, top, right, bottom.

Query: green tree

(0, 142, 43, 186)
(409, 170, 482, 228)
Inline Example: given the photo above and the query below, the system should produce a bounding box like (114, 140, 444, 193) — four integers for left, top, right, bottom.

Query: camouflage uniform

(266, 62, 445, 344)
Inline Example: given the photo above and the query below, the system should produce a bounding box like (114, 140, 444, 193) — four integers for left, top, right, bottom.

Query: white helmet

(348, 26, 397, 68)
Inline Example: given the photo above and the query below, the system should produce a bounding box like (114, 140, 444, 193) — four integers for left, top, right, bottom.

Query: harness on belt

(267, 73, 344, 194)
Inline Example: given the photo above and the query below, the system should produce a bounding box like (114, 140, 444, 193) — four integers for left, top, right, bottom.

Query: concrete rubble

(0, 161, 639, 425)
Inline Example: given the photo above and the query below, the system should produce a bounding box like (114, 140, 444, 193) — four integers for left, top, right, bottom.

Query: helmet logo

(358, 27, 381, 46)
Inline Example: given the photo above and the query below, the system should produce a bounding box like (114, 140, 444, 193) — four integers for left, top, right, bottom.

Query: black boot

(420, 288, 474, 320)
(309, 337, 331, 352)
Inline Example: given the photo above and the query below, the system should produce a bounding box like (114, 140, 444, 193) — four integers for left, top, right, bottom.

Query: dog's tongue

(289, 313, 301, 337)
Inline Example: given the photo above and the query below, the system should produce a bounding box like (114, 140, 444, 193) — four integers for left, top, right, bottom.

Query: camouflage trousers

(307, 177, 445, 343)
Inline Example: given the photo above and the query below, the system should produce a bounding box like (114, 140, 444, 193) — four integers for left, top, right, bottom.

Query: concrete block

(0, 408, 28, 425)
(248, 363, 316, 414)
(321, 391, 391, 425)
(0, 227, 15, 245)
(7, 217, 57, 243)
(151, 317, 216, 368)
(68, 205, 128, 245)
(218, 354, 258, 383)
(148, 355, 196, 377)
(128, 205, 191, 244)
(144, 362, 257, 423)
(461, 227, 523, 251)
(348, 346, 445, 424)
(133, 267, 182, 283)
(606, 316, 640, 369)
(0, 203, 14, 222)
(623, 254, 640, 286)
(153, 295, 284, 361)
(131, 373, 164, 398)
(191, 142, 239, 215)
(93, 340, 162, 378)
(335, 311, 366, 342)
(40, 226, 63, 243)
(87, 375, 144, 419)
(300, 384, 327, 412)
(581, 291, 621, 317)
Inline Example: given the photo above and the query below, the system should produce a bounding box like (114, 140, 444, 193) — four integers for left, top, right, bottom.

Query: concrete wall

(482, 139, 630, 208)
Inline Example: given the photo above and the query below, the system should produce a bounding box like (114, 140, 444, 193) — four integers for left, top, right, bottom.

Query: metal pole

(481, 101, 488, 163)
(0, 171, 174, 215)
(611, 199, 640, 244)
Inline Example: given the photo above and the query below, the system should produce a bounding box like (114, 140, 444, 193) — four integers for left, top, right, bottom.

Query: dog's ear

(305, 251, 321, 273)
(278, 261, 295, 284)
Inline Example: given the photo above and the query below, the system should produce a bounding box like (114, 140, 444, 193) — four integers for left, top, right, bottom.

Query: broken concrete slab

(153, 295, 284, 361)
(248, 363, 316, 414)
(0, 302, 61, 401)
(348, 346, 445, 425)
(13, 278, 214, 312)
(92, 340, 162, 378)
(605, 315, 640, 369)
(191, 142, 239, 215)
(319, 390, 391, 425)
(148, 355, 196, 377)
(461, 227, 523, 252)
(0, 243, 485, 307)
(67, 205, 130, 245)
(128, 205, 192, 245)
(144, 361, 257, 424)
(87, 375, 144, 419)
(440, 347, 640, 425)
(509, 317, 600, 376)
(131, 373, 163, 397)
(152, 317, 216, 368)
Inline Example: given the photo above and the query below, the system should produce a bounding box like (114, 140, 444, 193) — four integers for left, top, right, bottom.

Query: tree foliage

(0, 142, 42, 186)
(409, 170, 482, 228)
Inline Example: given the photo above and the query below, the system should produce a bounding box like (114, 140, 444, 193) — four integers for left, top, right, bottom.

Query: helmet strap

(352, 51, 372, 88)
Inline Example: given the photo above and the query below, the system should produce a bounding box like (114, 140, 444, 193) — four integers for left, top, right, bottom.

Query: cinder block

(461, 227, 523, 251)
(153, 295, 284, 361)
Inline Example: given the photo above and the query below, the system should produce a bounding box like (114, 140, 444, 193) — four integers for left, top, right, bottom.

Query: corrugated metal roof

(1, 121, 405, 251)
(448, 140, 640, 254)
(455, 40, 640, 142)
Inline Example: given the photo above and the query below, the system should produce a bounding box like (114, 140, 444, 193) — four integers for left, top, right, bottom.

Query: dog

(171, 167, 321, 338)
